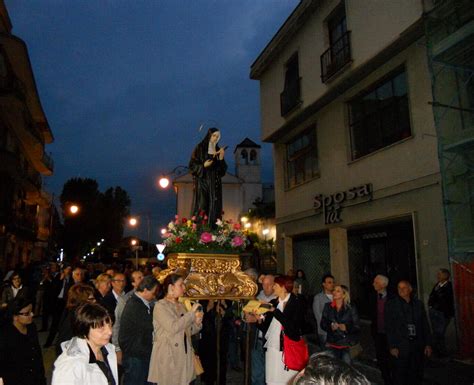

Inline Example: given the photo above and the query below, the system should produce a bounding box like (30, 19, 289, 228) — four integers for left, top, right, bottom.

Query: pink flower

(231, 236, 244, 247)
(192, 223, 197, 231)
(200, 232, 213, 243)
(175, 215, 179, 219)
(191, 216, 196, 221)
(233, 223, 241, 230)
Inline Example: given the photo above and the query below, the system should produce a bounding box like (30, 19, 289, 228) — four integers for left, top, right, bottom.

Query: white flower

(168, 222, 175, 230)
(212, 235, 217, 241)
(216, 219, 223, 227)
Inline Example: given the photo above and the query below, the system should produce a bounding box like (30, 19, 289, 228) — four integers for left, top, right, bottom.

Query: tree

(60, 178, 131, 260)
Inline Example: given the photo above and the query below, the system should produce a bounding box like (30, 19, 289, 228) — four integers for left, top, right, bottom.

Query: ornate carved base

(158, 252, 258, 299)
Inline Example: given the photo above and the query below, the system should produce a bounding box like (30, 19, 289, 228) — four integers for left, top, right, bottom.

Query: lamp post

(158, 165, 189, 191)
(128, 215, 152, 259)
(131, 238, 139, 269)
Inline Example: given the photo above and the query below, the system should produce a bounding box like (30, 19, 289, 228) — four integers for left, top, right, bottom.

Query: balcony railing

(320, 31, 352, 82)
(280, 77, 302, 116)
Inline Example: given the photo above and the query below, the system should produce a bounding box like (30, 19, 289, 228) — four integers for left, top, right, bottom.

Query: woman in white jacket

(52, 303, 118, 385)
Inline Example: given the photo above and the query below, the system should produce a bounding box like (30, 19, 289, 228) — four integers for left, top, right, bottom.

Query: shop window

(286, 127, 319, 188)
(280, 53, 301, 116)
(349, 68, 411, 160)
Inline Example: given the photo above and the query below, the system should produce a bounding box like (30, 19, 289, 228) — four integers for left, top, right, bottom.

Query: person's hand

(218, 148, 225, 160)
(191, 302, 203, 313)
(116, 351, 123, 365)
(206, 300, 215, 312)
(204, 159, 213, 168)
(331, 322, 338, 331)
(195, 311, 203, 326)
(390, 348, 399, 358)
(337, 323, 347, 332)
(424, 346, 432, 357)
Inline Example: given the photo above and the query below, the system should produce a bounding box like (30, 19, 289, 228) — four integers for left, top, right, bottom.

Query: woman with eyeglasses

(55, 283, 97, 356)
(52, 302, 118, 385)
(0, 297, 46, 385)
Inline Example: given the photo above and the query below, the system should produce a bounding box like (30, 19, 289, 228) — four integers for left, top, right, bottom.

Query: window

(286, 127, 318, 188)
(240, 149, 248, 165)
(321, 2, 351, 82)
(250, 149, 258, 165)
(280, 53, 301, 116)
(349, 68, 411, 160)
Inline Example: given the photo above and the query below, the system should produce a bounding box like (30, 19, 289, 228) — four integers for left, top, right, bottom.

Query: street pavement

(38, 319, 473, 385)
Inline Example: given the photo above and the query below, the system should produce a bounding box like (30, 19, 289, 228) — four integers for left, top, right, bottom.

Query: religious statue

(189, 127, 227, 227)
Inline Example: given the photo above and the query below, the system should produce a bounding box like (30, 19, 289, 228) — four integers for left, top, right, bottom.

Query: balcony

(280, 77, 302, 117)
(41, 151, 54, 174)
(320, 31, 352, 83)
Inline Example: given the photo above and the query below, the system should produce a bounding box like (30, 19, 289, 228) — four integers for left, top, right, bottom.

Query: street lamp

(244, 222, 251, 229)
(160, 228, 167, 235)
(131, 239, 139, 269)
(158, 165, 189, 190)
(69, 204, 79, 215)
(128, 214, 153, 259)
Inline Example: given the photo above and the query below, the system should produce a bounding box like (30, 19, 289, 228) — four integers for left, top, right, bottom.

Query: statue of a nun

(189, 127, 228, 227)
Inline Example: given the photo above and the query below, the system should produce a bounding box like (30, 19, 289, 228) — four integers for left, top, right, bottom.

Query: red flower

(175, 237, 182, 244)
(233, 223, 241, 230)
(182, 218, 187, 224)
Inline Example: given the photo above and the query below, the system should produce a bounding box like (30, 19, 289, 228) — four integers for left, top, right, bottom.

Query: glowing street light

(158, 177, 170, 189)
(160, 228, 167, 235)
(129, 217, 138, 226)
(130, 239, 138, 246)
(262, 228, 270, 236)
(241, 216, 248, 223)
(69, 205, 79, 215)
(244, 222, 251, 229)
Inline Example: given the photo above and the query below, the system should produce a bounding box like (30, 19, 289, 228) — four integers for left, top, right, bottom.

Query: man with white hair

(370, 274, 393, 385)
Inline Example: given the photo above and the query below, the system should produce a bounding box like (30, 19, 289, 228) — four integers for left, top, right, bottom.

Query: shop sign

(313, 183, 372, 224)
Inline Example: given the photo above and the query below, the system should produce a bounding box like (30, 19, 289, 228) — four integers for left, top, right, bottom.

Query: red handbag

(282, 329, 309, 371)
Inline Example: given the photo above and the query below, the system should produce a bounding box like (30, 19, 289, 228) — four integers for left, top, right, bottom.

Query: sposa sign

(313, 184, 372, 224)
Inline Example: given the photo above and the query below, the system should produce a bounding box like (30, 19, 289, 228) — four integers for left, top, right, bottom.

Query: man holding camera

(385, 280, 432, 385)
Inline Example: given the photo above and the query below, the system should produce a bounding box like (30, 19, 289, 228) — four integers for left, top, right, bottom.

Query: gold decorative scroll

(158, 252, 258, 300)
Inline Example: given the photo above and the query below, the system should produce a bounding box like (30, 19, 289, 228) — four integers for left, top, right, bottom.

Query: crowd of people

(0, 261, 454, 385)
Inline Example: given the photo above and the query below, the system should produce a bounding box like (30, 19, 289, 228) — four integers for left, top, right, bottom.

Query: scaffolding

(424, 0, 474, 358)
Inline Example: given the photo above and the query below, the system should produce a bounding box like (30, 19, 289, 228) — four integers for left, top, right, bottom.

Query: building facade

(0, 1, 55, 271)
(250, 0, 453, 326)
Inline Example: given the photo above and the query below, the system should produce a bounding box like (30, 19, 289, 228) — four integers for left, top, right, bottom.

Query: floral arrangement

(162, 211, 248, 253)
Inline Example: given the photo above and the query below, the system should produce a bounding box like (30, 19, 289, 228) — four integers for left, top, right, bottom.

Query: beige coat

(148, 299, 201, 385)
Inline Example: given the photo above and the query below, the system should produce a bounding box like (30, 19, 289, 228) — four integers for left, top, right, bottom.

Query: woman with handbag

(147, 274, 203, 385)
(320, 285, 360, 364)
(254, 275, 307, 385)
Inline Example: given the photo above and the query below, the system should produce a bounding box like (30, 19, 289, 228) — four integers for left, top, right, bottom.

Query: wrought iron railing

(320, 31, 352, 82)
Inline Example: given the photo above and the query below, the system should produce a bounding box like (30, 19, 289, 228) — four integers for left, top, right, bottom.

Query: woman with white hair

(320, 285, 360, 364)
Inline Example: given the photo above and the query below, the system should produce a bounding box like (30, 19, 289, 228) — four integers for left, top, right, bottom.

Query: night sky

(6, 0, 298, 241)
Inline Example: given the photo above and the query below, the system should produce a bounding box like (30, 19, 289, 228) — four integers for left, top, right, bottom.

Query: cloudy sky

(6, 0, 298, 241)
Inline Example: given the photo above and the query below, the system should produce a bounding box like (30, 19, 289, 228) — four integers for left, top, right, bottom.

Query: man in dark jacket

(119, 275, 158, 385)
(369, 274, 394, 385)
(428, 268, 454, 357)
(386, 280, 432, 385)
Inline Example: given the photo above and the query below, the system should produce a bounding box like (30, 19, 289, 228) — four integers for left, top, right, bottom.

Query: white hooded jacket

(52, 337, 118, 385)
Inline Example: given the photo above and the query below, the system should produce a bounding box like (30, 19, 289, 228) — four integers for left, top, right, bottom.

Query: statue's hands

(204, 159, 214, 168)
(218, 148, 225, 160)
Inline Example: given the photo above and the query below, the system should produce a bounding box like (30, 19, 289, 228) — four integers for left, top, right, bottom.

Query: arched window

(250, 149, 258, 165)
(240, 149, 248, 165)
